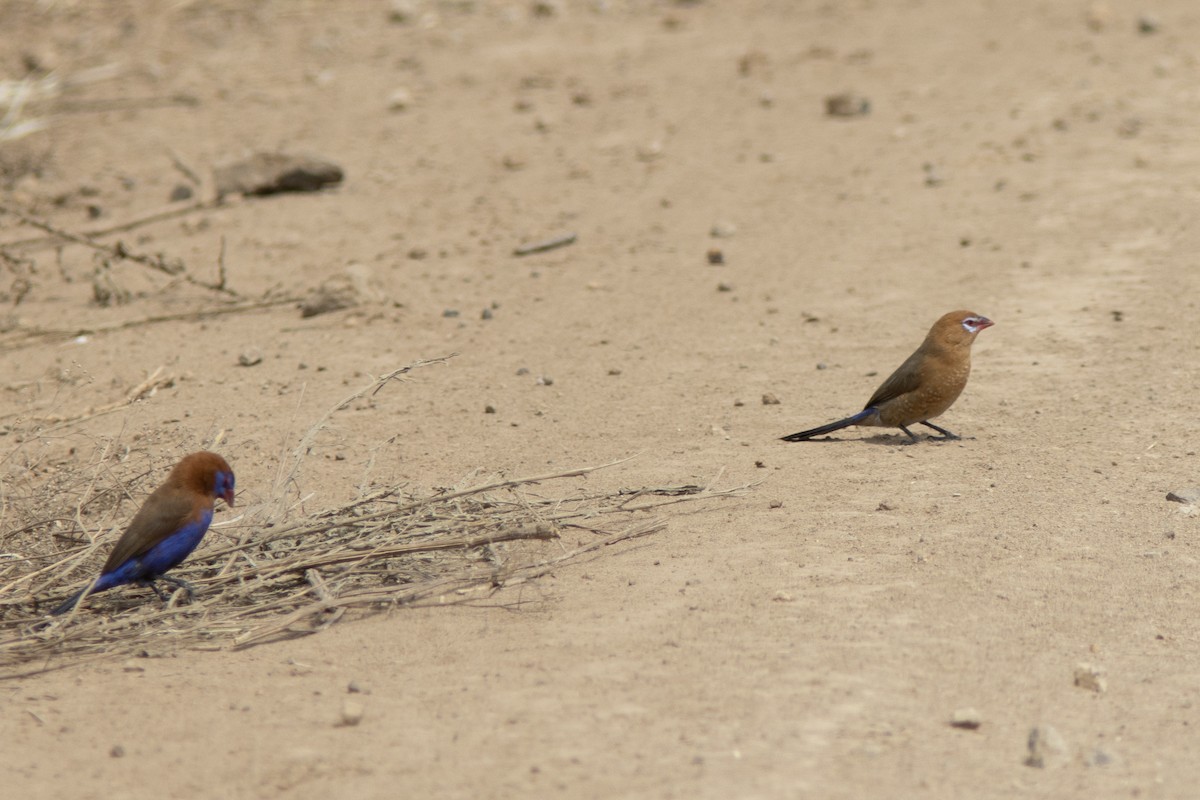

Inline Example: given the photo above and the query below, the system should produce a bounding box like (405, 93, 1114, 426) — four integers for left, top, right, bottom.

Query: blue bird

(52, 451, 235, 615)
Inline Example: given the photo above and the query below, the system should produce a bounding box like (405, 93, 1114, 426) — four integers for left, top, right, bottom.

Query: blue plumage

(84, 510, 214, 595)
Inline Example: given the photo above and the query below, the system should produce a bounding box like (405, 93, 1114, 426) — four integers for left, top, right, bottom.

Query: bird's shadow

(788, 434, 975, 446)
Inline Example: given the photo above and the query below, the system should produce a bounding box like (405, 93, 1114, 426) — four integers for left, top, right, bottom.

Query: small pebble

(169, 184, 193, 202)
(237, 348, 263, 367)
(1137, 14, 1160, 34)
(825, 92, 870, 117)
(442, 309, 460, 318)
(339, 698, 365, 727)
(387, 87, 413, 112)
(950, 708, 982, 730)
(347, 681, 366, 694)
(537, 375, 554, 386)
(710, 221, 737, 238)
(110, 745, 125, 758)
(923, 162, 943, 187)
(484, 404, 496, 414)
(717, 282, 733, 292)
(1073, 662, 1107, 693)
(1085, 2, 1111, 31)
(481, 308, 494, 320)
(1025, 724, 1066, 768)
(706, 248, 725, 265)
(531, 0, 563, 16)
(761, 393, 780, 405)
(388, 0, 418, 23)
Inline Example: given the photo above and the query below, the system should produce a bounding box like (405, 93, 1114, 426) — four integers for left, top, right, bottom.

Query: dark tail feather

(51, 588, 88, 616)
(780, 408, 875, 442)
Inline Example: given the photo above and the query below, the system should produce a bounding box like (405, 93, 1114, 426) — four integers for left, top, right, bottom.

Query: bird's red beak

(222, 489, 235, 507)
(977, 316, 994, 330)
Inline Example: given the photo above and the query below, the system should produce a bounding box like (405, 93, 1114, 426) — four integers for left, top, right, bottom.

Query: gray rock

(237, 348, 263, 367)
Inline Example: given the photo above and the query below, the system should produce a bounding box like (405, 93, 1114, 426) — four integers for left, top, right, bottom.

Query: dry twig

(0, 203, 236, 297)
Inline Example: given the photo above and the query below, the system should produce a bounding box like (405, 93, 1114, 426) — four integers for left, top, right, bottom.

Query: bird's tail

(780, 408, 876, 442)
(50, 588, 88, 616)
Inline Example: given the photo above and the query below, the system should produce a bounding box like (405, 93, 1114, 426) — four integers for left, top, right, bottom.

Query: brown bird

(781, 310, 993, 442)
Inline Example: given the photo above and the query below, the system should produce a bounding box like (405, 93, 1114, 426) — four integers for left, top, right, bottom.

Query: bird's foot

(159, 576, 197, 603)
(142, 580, 170, 603)
(918, 422, 960, 441)
(143, 576, 197, 608)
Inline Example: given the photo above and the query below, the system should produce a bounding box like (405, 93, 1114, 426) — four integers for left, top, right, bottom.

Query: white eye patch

(961, 317, 989, 333)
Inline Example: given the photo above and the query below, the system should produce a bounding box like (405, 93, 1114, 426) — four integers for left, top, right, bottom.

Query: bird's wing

(100, 488, 197, 573)
(863, 348, 926, 410)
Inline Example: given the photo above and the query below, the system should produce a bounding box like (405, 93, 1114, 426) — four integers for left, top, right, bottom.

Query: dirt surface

(3, 1, 1200, 797)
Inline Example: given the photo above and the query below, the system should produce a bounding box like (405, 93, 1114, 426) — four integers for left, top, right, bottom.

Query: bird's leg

(918, 421, 960, 440)
(141, 580, 170, 603)
(898, 425, 920, 442)
(158, 575, 197, 602)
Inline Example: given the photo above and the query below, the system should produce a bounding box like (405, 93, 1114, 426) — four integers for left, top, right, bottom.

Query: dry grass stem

(0, 202, 237, 297)
(0, 297, 296, 353)
(3, 367, 176, 429)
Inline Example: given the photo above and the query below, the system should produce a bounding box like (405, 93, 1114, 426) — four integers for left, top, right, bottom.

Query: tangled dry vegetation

(0, 360, 750, 679)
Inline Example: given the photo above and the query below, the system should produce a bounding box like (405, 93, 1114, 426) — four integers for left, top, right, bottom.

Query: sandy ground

(2, 1, 1200, 797)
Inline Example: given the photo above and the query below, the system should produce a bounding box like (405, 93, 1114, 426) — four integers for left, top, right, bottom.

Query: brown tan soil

(3, 1, 1199, 797)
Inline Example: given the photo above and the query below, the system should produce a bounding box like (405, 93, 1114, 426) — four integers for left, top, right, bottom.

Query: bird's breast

(878, 357, 970, 426)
